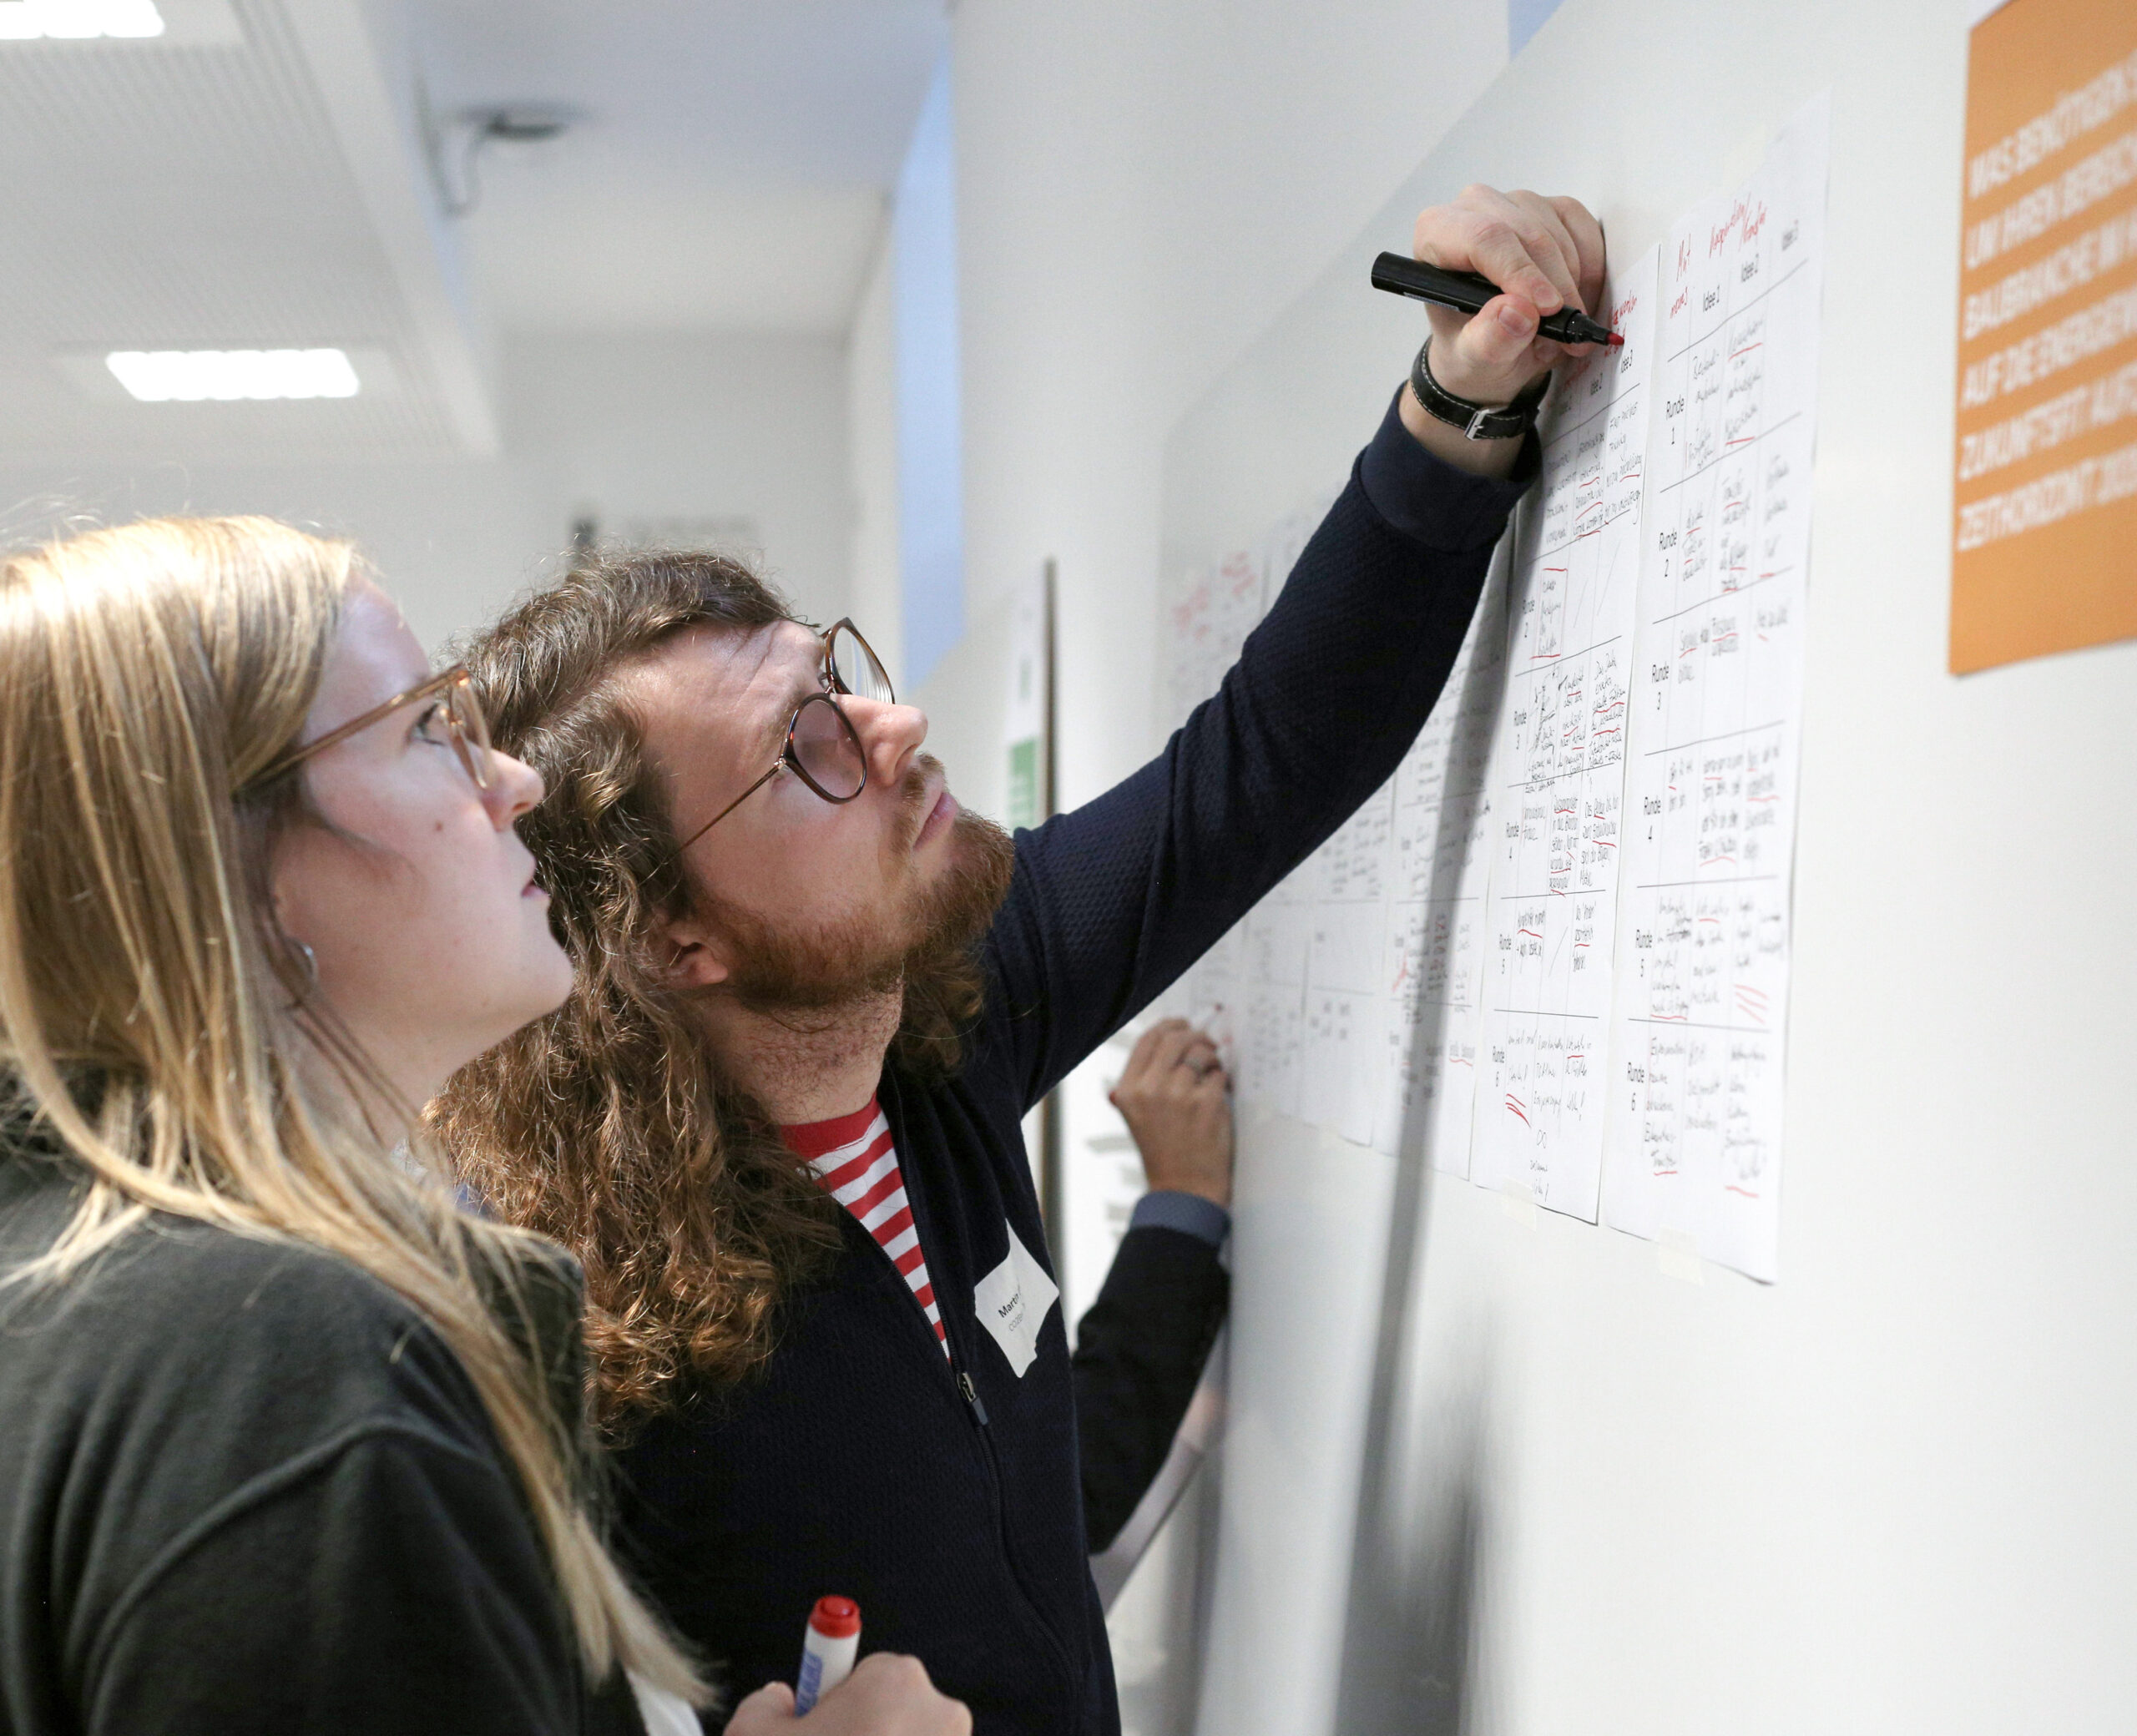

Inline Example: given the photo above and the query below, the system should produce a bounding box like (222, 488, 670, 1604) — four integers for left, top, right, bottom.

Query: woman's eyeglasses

(240, 618, 893, 850)
(669, 618, 894, 855)
(241, 665, 494, 795)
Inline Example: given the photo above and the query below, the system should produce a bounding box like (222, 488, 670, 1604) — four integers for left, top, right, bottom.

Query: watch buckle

(1463, 406, 1498, 441)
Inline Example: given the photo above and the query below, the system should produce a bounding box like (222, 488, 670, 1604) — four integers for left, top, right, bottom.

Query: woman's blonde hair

(0, 516, 701, 1703)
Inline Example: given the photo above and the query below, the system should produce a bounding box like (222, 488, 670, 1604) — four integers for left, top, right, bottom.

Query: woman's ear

(264, 836, 307, 957)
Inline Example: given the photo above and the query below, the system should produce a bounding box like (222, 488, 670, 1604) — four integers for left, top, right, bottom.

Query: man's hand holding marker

(1397, 185, 1611, 477)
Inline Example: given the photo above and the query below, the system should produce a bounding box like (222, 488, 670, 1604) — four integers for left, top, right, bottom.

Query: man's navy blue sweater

(611, 394, 1536, 1734)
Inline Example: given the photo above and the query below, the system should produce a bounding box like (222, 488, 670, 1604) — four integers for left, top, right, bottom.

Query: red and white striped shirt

(780, 1099, 947, 1357)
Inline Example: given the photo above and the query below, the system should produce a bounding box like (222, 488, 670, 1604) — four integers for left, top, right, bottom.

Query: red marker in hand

(793, 1597, 861, 1715)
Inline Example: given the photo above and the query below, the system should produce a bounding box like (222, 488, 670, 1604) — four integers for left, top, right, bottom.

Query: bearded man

(434, 188, 1606, 1733)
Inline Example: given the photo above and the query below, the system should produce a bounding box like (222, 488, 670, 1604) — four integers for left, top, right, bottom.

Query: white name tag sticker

(972, 1221, 1060, 1378)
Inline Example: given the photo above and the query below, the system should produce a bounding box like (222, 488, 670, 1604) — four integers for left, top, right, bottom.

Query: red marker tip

(809, 1596, 861, 1638)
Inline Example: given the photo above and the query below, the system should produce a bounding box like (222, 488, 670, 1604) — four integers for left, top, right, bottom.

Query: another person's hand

(1398, 186, 1609, 473)
(725, 1653, 971, 1736)
(1109, 1019, 1234, 1209)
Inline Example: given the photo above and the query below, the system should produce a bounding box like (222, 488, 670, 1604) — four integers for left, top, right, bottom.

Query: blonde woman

(0, 519, 966, 1736)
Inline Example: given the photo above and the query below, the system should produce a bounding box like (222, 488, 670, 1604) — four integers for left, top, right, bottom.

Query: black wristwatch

(1409, 337, 1549, 441)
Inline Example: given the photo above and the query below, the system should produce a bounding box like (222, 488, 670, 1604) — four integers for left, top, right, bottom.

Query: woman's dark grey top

(0, 1138, 640, 1736)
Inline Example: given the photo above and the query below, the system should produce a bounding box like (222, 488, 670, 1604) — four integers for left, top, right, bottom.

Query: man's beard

(705, 765, 1016, 1014)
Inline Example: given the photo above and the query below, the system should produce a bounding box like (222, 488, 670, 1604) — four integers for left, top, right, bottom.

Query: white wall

(950, 0, 1508, 817)
(500, 330, 852, 636)
(926, 4, 2136, 1735)
(1155, 3, 2137, 1734)
(848, 226, 907, 689)
(0, 451, 523, 652)
(0, 329, 851, 654)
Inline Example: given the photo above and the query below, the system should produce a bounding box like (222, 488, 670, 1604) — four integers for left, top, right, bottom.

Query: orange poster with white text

(1951, 0, 2137, 674)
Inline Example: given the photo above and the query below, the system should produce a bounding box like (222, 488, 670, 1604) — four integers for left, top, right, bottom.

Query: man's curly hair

(428, 551, 978, 1429)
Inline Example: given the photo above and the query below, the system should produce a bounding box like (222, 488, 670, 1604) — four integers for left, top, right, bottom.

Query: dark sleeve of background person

(1072, 1220, 1230, 1554)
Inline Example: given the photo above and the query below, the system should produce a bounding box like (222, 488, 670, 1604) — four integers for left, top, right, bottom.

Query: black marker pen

(1372, 252, 1623, 347)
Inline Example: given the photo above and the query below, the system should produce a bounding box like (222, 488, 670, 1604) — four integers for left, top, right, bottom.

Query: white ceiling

(0, 0, 946, 463)
(410, 0, 947, 333)
(0, 1, 480, 460)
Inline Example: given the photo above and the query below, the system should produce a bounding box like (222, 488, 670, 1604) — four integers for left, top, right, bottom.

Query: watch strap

(1409, 337, 1549, 441)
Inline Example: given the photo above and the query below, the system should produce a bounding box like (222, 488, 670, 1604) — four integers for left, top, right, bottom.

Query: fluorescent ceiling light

(105, 349, 362, 402)
(0, 1, 165, 38)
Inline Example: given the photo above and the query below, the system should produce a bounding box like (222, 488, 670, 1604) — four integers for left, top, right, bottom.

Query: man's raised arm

(985, 187, 1609, 1106)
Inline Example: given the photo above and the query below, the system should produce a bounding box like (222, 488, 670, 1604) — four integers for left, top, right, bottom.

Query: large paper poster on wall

(1154, 99, 1829, 1284)
(1467, 249, 1658, 1221)
(1600, 99, 1830, 1283)
(1950, 3, 2137, 674)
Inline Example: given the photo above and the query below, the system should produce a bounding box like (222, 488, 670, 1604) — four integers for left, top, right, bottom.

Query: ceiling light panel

(0, 1, 165, 40)
(105, 346, 359, 401)
(0, 0, 240, 44)
(0, 0, 457, 460)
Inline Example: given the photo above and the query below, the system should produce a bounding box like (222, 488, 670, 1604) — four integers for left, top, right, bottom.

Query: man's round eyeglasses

(241, 664, 494, 795)
(669, 618, 894, 856)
